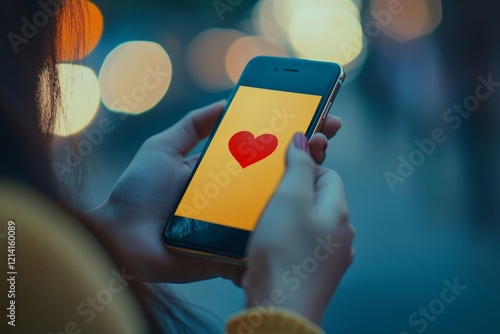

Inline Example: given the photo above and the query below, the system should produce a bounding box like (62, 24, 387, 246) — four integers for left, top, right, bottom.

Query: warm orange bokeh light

(370, 0, 442, 42)
(58, 0, 103, 61)
(225, 36, 287, 84)
(187, 29, 244, 91)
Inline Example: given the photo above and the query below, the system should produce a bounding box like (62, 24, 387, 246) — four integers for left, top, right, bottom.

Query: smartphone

(163, 56, 344, 263)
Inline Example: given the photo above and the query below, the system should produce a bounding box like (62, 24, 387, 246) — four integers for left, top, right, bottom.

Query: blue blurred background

(53, 0, 500, 333)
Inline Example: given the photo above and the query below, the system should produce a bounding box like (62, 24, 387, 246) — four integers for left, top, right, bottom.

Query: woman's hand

(243, 133, 355, 324)
(89, 101, 342, 283)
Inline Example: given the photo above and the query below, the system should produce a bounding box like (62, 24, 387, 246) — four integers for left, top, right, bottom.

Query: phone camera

(274, 67, 278, 71)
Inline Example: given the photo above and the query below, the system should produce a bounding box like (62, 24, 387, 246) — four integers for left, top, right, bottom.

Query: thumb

(147, 100, 225, 156)
(279, 133, 318, 197)
(251, 133, 317, 242)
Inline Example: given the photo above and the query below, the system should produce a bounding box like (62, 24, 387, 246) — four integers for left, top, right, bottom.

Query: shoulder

(0, 180, 148, 333)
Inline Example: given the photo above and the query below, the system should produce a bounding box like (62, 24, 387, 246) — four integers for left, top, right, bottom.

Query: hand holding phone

(241, 134, 354, 325)
(164, 56, 345, 262)
(92, 97, 341, 284)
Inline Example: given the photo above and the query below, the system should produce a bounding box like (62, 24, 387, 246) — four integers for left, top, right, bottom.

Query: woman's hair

(1, 2, 59, 198)
(0, 1, 215, 332)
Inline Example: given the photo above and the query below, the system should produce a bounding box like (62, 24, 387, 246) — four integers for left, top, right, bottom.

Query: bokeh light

(253, 0, 364, 68)
(225, 36, 287, 84)
(58, 0, 104, 61)
(99, 41, 173, 114)
(252, 0, 289, 46)
(287, 0, 360, 20)
(187, 29, 244, 92)
(288, 4, 363, 65)
(370, 0, 443, 42)
(50, 64, 101, 137)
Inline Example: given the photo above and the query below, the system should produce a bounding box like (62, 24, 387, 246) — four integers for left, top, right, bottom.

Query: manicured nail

(293, 133, 310, 153)
(323, 141, 328, 154)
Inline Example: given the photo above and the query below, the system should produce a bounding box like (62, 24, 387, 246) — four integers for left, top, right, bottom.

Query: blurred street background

(53, 0, 500, 333)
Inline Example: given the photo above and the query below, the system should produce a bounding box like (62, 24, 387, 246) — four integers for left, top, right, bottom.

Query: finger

(313, 168, 348, 225)
(217, 263, 246, 287)
(252, 134, 318, 239)
(316, 115, 342, 139)
(276, 133, 318, 202)
(202, 259, 246, 287)
(183, 154, 200, 169)
(150, 100, 226, 156)
(309, 133, 328, 165)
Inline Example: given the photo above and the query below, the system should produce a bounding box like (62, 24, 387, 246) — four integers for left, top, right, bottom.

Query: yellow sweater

(0, 180, 323, 334)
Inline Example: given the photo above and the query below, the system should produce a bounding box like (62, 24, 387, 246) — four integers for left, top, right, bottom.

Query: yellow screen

(175, 86, 322, 231)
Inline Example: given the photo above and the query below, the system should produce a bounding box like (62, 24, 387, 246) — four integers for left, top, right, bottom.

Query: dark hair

(0, 1, 215, 332)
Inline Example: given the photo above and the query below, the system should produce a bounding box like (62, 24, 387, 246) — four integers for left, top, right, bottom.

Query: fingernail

(293, 133, 310, 153)
(323, 142, 328, 154)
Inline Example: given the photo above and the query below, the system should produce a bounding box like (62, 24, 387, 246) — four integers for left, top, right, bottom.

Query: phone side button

(322, 101, 333, 119)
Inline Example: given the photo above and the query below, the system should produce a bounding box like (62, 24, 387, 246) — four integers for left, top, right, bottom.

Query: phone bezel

(163, 56, 344, 262)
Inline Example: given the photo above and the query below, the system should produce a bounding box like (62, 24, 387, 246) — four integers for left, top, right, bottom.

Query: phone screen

(174, 85, 322, 231)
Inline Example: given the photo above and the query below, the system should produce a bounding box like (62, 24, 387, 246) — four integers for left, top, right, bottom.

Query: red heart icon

(228, 131, 278, 168)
